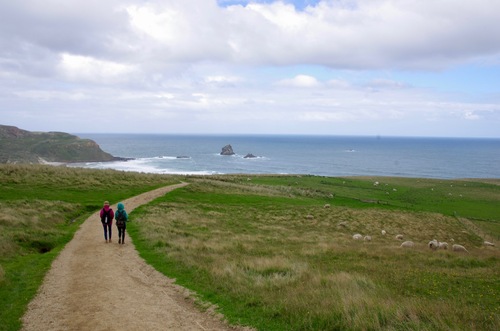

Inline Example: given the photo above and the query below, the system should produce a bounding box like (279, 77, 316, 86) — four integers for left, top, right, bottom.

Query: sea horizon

(74, 132, 500, 140)
(73, 133, 500, 179)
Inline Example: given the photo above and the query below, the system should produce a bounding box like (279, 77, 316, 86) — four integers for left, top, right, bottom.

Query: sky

(1, 0, 500, 138)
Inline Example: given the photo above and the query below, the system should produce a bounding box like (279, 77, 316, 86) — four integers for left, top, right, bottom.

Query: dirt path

(21, 183, 247, 331)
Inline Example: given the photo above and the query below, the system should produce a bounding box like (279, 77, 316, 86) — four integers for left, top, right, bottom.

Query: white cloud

(58, 53, 136, 83)
(204, 75, 243, 88)
(276, 74, 321, 87)
(464, 111, 480, 120)
(14, 89, 88, 101)
(298, 111, 357, 122)
(218, 0, 500, 69)
(1, 0, 500, 72)
(364, 79, 410, 91)
(1, 1, 499, 137)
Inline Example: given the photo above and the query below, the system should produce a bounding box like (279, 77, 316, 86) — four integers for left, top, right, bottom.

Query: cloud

(276, 74, 321, 87)
(204, 75, 243, 87)
(364, 79, 411, 91)
(58, 53, 136, 83)
(2, 0, 500, 78)
(464, 111, 480, 120)
(1, 1, 499, 137)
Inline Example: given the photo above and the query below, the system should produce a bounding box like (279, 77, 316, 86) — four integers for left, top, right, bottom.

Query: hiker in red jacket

(100, 201, 114, 243)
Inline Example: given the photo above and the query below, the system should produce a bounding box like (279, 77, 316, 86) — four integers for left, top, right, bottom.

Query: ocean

(73, 134, 500, 179)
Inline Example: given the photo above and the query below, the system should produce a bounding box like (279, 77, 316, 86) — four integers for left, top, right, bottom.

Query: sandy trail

(22, 183, 244, 331)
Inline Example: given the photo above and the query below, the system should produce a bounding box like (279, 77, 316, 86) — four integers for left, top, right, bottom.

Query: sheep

(484, 241, 495, 247)
(452, 244, 468, 253)
(395, 234, 403, 240)
(428, 239, 439, 250)
(381, 230, 386, 236)
(364, 235, 372, 241)
(324, 204, 331, 209)
(400, 241, 414, 248)
(438, 242, 448, 250)
(306, 214, 314, 220)
(352, 234, 363, 240)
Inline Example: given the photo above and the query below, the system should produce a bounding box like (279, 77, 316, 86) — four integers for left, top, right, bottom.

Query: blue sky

(1, 0, 499, 137)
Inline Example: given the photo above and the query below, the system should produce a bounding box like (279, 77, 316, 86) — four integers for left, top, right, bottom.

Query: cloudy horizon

(1, 0, 499, 138)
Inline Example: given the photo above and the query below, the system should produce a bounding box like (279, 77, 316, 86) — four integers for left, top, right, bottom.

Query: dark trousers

(102, 222, 112, 240)
(118, 226, 126, 243)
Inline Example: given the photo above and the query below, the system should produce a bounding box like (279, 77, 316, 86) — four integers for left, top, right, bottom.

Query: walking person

(100, 201, 114, 243)
(115, 202, 129, 244)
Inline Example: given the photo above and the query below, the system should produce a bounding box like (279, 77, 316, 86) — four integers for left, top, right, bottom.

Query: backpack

(116, 210, 126, 228)
(101, 208, 112, 224)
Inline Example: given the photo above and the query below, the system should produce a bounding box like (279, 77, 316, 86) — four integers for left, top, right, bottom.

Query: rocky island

(220, 144, 235, 155)
(220, 144, 259, 158)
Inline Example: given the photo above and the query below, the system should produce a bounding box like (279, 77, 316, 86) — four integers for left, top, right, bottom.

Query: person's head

(103, 201, 110, 209)
(117, 202, 124, 210)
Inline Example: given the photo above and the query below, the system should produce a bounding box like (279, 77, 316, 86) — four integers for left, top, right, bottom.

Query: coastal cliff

(0, 125, 125, 164)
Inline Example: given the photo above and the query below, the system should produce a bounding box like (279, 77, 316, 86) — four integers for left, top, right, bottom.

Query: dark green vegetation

(0, 124, 120, 163)
(131, 175, 500, 331)
(1, 166, 499, 330)
(0, 164, 181, 331)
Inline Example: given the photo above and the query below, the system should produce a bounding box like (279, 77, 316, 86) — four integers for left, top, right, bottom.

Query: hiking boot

(118, 239, 121, 244)
(109, 238, 112, 243)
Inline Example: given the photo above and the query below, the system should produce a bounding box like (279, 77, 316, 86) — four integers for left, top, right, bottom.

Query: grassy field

(1, 166, 499, 330)
(130, 175, 500, 331)
(0, 164, 181, 331)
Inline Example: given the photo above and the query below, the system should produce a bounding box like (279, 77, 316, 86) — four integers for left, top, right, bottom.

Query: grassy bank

(0, 164, 181, 331)
(130, 175, 500, 330)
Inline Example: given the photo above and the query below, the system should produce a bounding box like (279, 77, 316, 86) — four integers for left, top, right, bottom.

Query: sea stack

(220, 144, 235, 155)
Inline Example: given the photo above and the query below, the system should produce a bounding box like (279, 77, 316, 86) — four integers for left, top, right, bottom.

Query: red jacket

(100, 206, 114, 224)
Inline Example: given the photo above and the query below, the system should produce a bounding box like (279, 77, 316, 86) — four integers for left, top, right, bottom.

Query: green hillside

(1, 165, 498, 331)
(0, 125, 121, 163)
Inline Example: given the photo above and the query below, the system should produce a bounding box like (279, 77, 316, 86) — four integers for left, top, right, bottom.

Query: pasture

(130, 175, 500, 330)
(0, 165, 498, 330)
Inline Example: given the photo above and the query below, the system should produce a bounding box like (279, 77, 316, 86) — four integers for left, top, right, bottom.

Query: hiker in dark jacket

(100, 201, 114, 243)
(115, 202, 129, 244)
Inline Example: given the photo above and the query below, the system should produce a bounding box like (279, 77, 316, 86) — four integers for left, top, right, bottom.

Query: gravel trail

(21, 183, 247, 331)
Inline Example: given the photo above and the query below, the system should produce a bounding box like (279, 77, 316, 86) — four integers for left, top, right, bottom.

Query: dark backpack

(101, 208, 112, 224)
(116, 210, 126, 228)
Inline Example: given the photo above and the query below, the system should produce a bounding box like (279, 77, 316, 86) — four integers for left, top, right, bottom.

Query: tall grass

(131, 176, 500, 330)
(0, 164, 181, 331)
